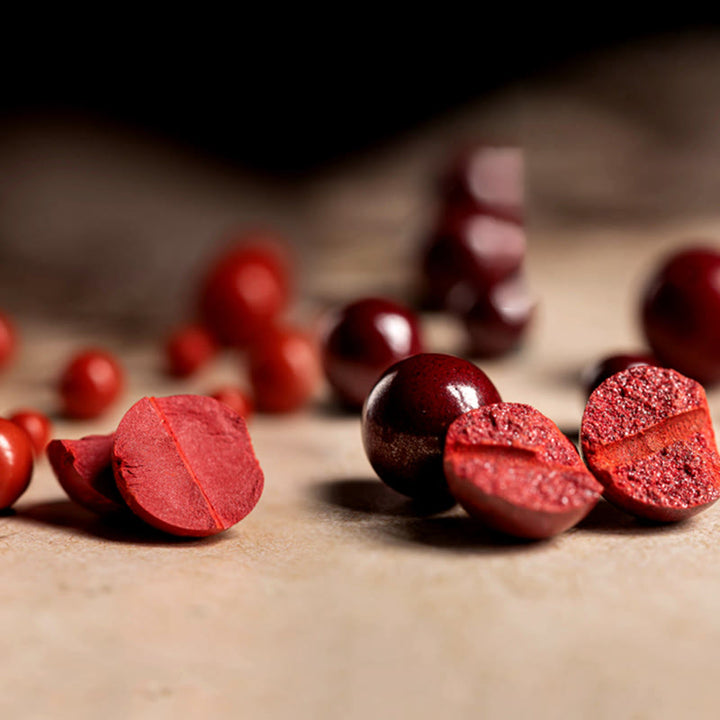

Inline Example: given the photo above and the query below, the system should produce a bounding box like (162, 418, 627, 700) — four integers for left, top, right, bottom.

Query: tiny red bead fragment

(0, 312, 17, 371)
(641, 246, 720, 385)
(249, 326, 321, 413)
(362, 353, 501, 504)
(9, 409, 52, 456)
(210, 386, 254, 420)
(0, 418, 34, 509)
(165, 324, 218, 377)
(581, 365, 720, 522)
(59, 349, 124, 419)
(199, 233, 291, 347)
(322, 297, 424, 410)
(445, 403, 602, 539)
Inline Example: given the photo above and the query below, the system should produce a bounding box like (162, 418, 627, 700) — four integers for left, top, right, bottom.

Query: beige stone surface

(4, 32, 720, 720)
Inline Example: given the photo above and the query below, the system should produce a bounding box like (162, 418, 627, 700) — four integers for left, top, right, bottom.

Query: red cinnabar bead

(444, 403, 601, 538)
(581, 365, 720, 522)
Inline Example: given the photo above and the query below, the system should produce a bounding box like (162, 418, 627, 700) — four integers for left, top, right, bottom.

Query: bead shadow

(13, 499, 226, 546)
(312, 478, 454, 518)
(379, 514, 548, 555)
(574, 499, 694, 536)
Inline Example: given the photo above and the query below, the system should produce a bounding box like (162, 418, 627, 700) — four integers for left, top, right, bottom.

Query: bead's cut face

(362, 353, 501, 503)
(322, 298, 424, 410)
(642, 246, 720, 385)
(582, 353, 656, 397)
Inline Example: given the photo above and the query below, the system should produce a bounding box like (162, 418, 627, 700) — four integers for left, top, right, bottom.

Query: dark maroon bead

(641, 246, 720, 385)
(464, 273, 535, 358)
(362, 353, 501, 504)
(440, 146, 524, 224)
(322, 298, 424, 410)
(419, 211, 526, 314)
(582, 353, 656, 397)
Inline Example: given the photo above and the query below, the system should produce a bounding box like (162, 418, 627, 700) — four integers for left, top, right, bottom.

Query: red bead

(0, 418, 34, 509)
(322, 297, 424, 410)
(420, 212, 526, 314)
(9, 409, 52, 456)
(199, 233, 291, 347)
(641, 246, 720, 384)
(249, 326, 321, 413)
(0, 312, 17, 371)
(581, 366, 720, 521)
(59, 349, 124, 419)
(445, 403, 601, 538)
(165, 324, 218, 377)
(463, 273, 535, 357)
(362, 353, 501, 504)
(210, 386, 254, 420)
(440, 145, 524, 224)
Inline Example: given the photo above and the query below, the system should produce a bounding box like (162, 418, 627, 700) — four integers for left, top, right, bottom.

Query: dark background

(3, 15, 710, 173)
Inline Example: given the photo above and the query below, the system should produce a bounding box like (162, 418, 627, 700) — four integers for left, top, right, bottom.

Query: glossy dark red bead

(322, 297, 424, 410)
(440, 145, 524, 224)
(582, 353, 656, 397)
(420, 211, 526, 314)
(464, 273, 534, 357)
(362, 353, 501, 504)
(0, 312, 17, 372)
(641, 246, 720, 385)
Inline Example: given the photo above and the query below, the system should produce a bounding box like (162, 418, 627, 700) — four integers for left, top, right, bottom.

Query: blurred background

(3, 17, 720, 333)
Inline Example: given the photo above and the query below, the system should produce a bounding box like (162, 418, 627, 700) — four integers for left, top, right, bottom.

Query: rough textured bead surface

(581, 365, 720, 521)
(445, 403, 602, 538)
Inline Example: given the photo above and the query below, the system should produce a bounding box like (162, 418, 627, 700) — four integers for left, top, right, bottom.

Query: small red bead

(249, 326, 321, 413)
(165, 324, 218, 377)
(9, 409, 52, 456)
(0, 418, 34, 509)
(199, 233, 291, 347)
(59, 349, 124, 419)
(209, 387, 254, 420)
(0, 312, 17, 371)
